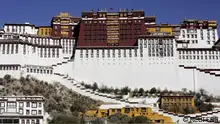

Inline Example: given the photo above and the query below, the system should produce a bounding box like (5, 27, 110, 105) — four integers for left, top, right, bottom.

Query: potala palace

(0, 10, 220, 98)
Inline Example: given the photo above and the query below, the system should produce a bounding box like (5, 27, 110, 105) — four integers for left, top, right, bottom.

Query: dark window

(57, 48, 59, 58)
(11, 44, 14, 54)
(21, 120, 25, 124)
(52, 48, 55, 58)
(27, 102, 30, 107)
(7, 44, 10, 54)
(26, 110, 30, 115)
(26, 119, 30, 124)
(2, 44, 5, 54)
(48, 48, 51, 58)
(36, 120, 40, 124)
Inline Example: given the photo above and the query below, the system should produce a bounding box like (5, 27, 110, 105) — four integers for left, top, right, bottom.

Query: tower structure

(51, 12, 81, 38)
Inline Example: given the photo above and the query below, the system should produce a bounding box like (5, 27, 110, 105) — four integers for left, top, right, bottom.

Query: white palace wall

(71, 38, 181, 90)
(70, 38, 220, 95)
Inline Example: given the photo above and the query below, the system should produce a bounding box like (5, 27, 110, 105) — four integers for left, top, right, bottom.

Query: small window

(39, 103, 42, 107)
(19, 109, 23, 114)
(31, 120, 35, 124)
(36, 120, 40, 124)
(38, 110, 42, 114)
(32, 102, 37, 108)
(26, 120, 30, 124)
(19, 102, 23, 107)
(26, 102, 30, 107)
(21, 120, 25, 124)
(0, 108, 4, 113)
(26, 110, 30, 115)
(0, 102, 5, 107)
(32, 110, 37, 115)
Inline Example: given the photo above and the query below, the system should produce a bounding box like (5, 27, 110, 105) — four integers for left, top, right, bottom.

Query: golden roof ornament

(57, 12, 72, 18)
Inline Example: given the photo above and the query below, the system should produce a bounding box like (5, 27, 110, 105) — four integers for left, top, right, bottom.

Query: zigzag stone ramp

(51, 59, 130, 104)
(52, 72, 127, 104)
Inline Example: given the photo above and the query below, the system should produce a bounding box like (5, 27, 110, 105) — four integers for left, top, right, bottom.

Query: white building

(0, 30, 75, 81)
(178, 20, 218, 48)
(3, 23, 38, 35)
(0, 96, 44, 124)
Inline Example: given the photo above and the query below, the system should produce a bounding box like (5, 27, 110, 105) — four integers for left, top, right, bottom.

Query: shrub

(48, 114, 79, 124)
(128, 116, 151, 123)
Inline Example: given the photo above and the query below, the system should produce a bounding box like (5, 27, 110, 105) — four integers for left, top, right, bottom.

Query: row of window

(23, 109, 42, 115)
(0, 108, 42, 116)
(0, 119, 19, 124)
(39, 48, 59, 58)
(0, 44, 19, 54)
(163, 98, 193, 102)
(0, 43, 68, 56)
(53, 31, 74, 36)
(182, 34, 198, 38)
(80, 49, 142, 58)
(0, 66, 19, 70)
(179, 55, 219, 60)
(25, 36, 74, 46)
(27, 68, 53, 74)
(148, 44, 173, 56)
(84, 19, 143, 24)
(62, 40, 74, 54)
(179, 50, 219, 55)
(28, 37, 60, 46)
(163, 103, 192, 107)
(5, 25, 28, 34)
(182, 29, 215, 34)
(39, 29, 51, 36)
(54, 25, 74, 30)
(0, 102, 42, 108)
(140, 39, 174, 44)
(21, 119, 40, 124)
(182, 29, 216, 40)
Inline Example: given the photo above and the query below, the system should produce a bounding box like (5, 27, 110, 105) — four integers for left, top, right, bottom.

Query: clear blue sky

(0, 0, 219, 36)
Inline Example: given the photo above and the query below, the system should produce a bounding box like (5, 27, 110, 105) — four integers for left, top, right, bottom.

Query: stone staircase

(53, 72, 131, 104)
(51, 59, 74, 67)
(179, 65, 220, 77)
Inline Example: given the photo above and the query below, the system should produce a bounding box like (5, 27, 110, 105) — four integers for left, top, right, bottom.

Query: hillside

(0, 74, 102, 123)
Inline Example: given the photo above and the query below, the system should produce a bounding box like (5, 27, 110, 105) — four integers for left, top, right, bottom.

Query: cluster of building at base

(0, 94, 195, 124)
(83, 94, 195, 123)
